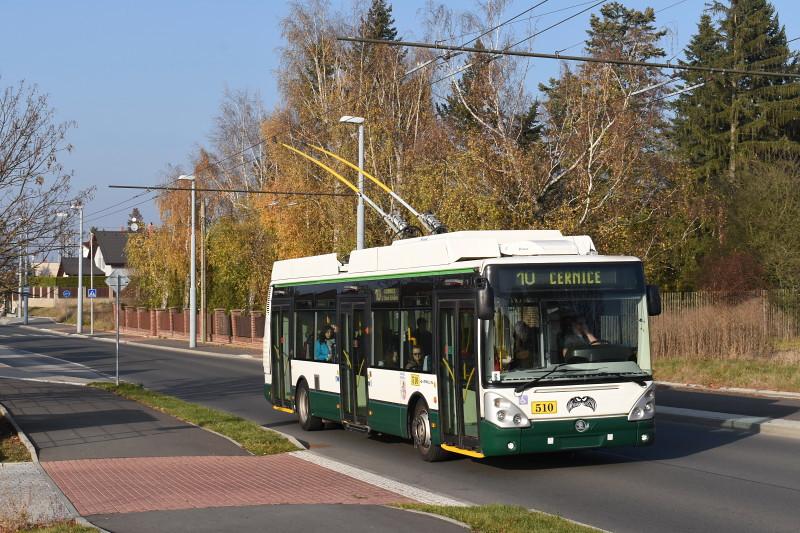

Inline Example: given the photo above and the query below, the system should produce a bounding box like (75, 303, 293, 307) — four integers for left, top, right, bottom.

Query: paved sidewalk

(0, 379, 462, 533)
(0, 380, 248, 460)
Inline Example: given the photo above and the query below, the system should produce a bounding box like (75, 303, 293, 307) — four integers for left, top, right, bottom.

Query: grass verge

(0, 415, 31, 462)
(90, 382, 298, 455)
(397, 504, 598, 533)
(654, 357, 800, 392)
(20, 520, 97, 533)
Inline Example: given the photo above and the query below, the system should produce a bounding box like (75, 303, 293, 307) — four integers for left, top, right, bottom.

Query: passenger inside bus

(376, 344, 399, 368)
(314, 325, 336, 362)
(508, 320, 537, 370)
(405, 346, 428, 372)
(412, 317, 433, 356)
(559, 315, 599, 360)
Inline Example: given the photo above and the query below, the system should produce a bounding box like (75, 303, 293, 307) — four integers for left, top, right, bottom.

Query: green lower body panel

(309, 390, 341, 421)
(368, 399, 407, 437)
(479, 417, 655, 457)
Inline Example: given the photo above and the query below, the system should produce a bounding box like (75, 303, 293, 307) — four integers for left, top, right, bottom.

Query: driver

(560, 315, 599, 359)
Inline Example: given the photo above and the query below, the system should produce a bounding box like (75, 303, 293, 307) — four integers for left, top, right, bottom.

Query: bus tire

(297, 381, 323, 431)
(411, 400, 447, 462)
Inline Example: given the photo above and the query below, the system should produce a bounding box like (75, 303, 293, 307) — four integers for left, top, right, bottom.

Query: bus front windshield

(484, 264, 651, 385)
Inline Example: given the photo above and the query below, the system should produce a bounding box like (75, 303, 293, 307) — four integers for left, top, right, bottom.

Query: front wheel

(297, 382, 323, 431)
(411, 401, 447, 462)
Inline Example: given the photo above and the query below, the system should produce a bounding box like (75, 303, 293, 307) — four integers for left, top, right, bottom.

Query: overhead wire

(96, 0, 608, 219)
(429, 0, 608, 86)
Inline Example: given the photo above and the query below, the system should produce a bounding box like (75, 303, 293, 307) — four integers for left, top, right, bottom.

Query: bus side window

(372, 310, 401, 369)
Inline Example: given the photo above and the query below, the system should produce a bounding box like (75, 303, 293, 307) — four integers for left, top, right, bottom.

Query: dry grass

(650, 297, 800, 391)
(0, 416, 31, 462)
(651, 299, 778, 359)
(18, 521, 96, 533)
(30, 303, 115, 331)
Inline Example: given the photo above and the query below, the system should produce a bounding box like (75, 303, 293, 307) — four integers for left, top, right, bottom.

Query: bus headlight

(628, 385, 655, 421)
(484, 392, 530, 428)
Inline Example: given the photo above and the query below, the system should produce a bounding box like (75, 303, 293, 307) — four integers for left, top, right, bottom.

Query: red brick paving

(43, 455, 411, 515)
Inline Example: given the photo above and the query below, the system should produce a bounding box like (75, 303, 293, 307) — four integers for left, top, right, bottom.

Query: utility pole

(17, 245, 22, 318)
(339, 115, 366, 249)
(73, 203, 84, 334)
(178, 175, 197, 348)
(200, 199, 207, 343)
(89, 231, 94, 335)
(23, 237, 29, 325)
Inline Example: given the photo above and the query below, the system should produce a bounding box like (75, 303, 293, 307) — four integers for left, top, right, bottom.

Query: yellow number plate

(531, 401, 557, 415)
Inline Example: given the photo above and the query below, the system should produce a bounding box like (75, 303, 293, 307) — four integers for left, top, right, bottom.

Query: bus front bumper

(478, 416, 654, 457)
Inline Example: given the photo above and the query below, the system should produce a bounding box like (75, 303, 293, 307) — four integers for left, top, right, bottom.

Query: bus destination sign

(492, 263, 643, 292)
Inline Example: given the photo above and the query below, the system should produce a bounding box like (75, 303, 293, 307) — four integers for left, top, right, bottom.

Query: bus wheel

(297, 381, 323, 431)
(412, 401, 447, 462)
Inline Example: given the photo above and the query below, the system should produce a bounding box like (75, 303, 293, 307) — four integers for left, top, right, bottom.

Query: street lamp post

(339, 115, 366, 250)
(178, 175, 197, 348)
(72, 203, 84, 334)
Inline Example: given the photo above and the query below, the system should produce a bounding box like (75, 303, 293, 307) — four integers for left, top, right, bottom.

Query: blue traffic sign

(62, 289, 72, 298)
(87, 288, 97, 298)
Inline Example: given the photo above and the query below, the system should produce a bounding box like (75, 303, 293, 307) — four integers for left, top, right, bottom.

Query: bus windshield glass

(484, 263, 650, 385)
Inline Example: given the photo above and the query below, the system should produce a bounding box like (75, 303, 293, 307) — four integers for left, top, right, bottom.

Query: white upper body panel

(270, 230, 640, 286)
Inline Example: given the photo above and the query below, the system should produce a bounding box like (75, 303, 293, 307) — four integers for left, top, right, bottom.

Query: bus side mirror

(477, 278, 494, 320)
(646, 285, 661, 316)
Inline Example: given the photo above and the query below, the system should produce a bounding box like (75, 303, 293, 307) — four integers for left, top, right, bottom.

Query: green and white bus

(263, 230, 661, 461)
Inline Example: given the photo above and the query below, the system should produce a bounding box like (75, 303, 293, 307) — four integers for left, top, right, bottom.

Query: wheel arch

(406, 392, 427, 439)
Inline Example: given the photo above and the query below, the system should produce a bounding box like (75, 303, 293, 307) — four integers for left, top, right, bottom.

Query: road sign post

(105, 270, 129, 387)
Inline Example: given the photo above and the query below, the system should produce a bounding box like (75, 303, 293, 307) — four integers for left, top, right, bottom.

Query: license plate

(531, 401, 557, 415)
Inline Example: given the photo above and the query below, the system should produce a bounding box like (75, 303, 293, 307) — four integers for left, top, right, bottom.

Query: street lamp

(178, 174, 197, 349)
(70, 203, 84, 334)
(339, 115, 365, 250)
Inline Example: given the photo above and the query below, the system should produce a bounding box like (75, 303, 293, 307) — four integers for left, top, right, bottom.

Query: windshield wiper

(592, 371, 651, 386)
(513, 363, 586, 394)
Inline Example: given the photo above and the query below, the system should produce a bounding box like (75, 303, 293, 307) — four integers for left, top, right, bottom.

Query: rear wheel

(411, 400, 447, 462)
(297, 381, 323, 431)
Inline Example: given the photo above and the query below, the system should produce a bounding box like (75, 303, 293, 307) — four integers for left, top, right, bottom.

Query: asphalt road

(2, 324, 799, 533)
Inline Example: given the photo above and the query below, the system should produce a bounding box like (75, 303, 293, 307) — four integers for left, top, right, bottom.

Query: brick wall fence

(117, 306, 265, 346)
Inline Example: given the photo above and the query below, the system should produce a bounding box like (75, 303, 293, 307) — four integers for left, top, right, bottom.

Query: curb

(17, 324, 259, 361)
(658, 406, 800, 439)
(396, 508, 471, 530)
(657, 380, 800, 401)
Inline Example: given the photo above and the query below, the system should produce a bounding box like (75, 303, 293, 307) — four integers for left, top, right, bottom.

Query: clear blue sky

(2, 0, 799, 230)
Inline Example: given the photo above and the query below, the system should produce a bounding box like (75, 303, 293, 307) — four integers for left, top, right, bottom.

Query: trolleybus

(263, 230, 661, 461)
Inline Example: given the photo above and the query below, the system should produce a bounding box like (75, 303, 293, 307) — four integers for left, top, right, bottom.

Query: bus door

(437, 299, 480, 451)
(270, 302, 293, 410)
(339, 299, 369, 426)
